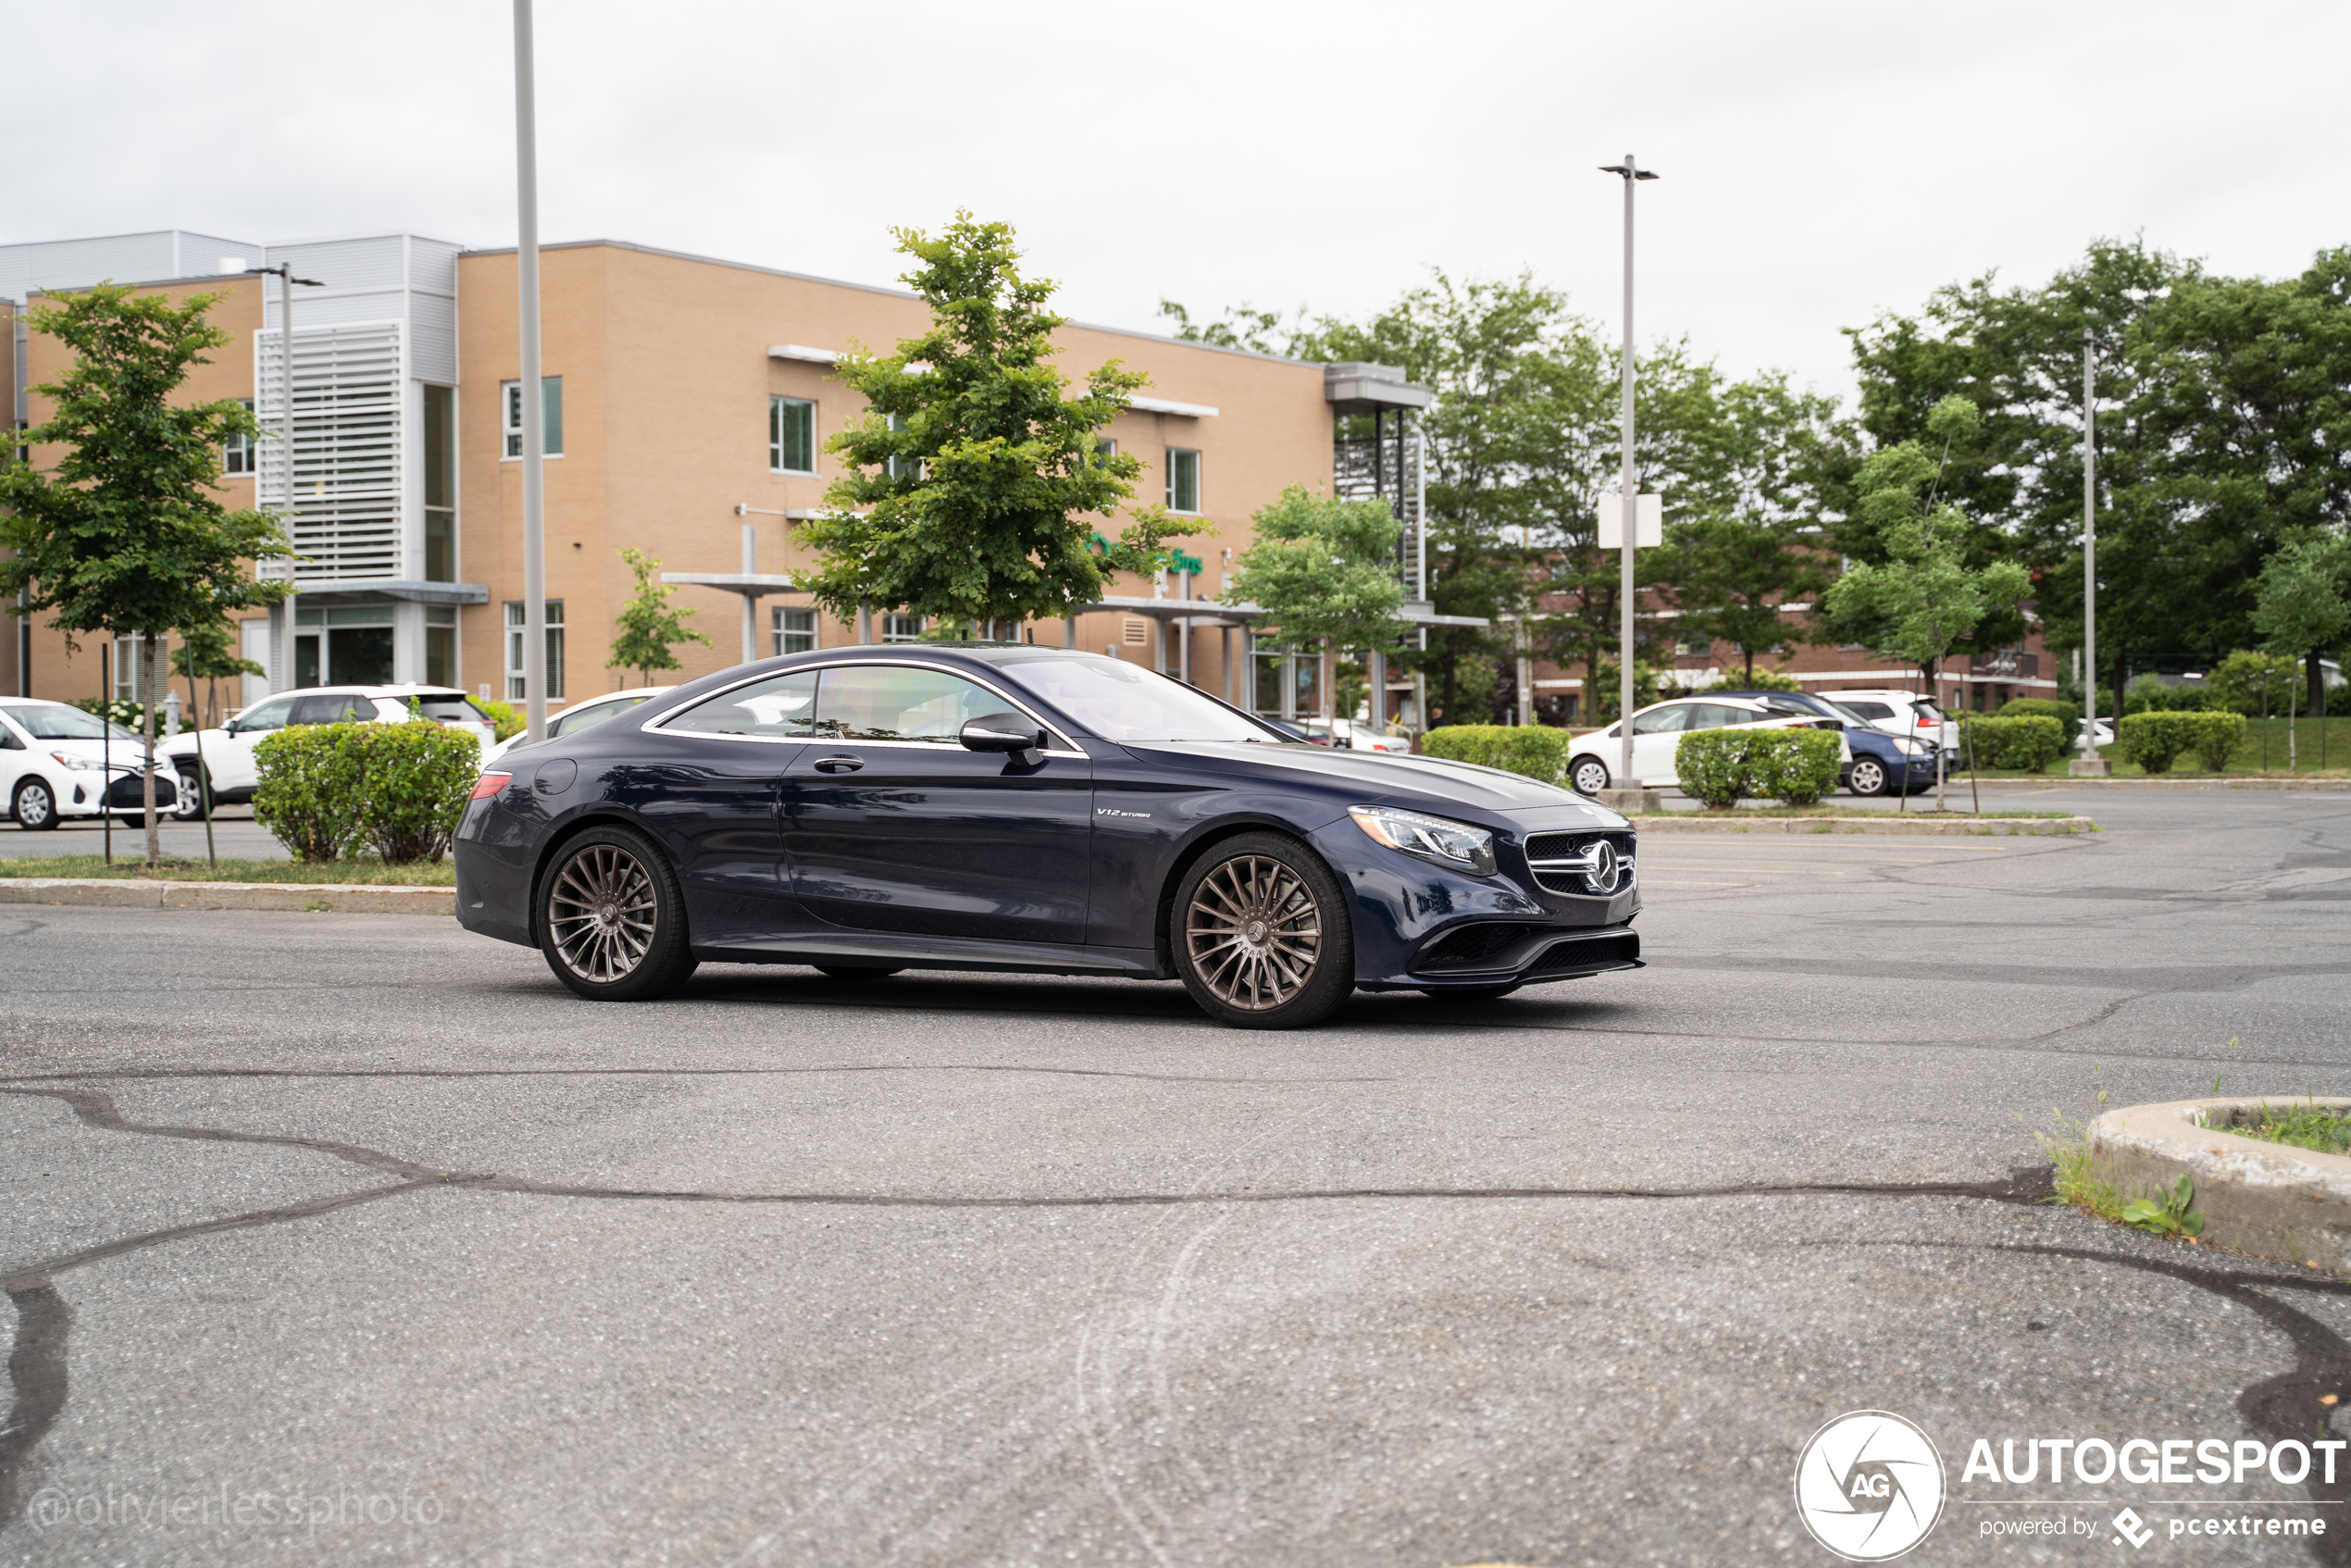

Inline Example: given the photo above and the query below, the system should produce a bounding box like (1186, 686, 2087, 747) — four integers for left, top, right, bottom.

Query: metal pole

(278, 268, 298, 692)
(102, 640, 111, 864)
(740, 523, 758, 663)
(514, 0, 548, 743)
(1611, 155, 1643, 784)
(2081, 335, 2100, 764)
(1178, 568, 1191, 686)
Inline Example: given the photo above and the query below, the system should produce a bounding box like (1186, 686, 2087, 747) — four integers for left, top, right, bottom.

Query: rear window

(412, 694, 491, 725)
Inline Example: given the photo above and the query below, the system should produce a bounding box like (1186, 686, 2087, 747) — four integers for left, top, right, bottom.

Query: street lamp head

(1598, 159, 1660, 180)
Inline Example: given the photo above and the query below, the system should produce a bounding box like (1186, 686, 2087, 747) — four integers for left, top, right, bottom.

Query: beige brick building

(6, 230, 1415, 723)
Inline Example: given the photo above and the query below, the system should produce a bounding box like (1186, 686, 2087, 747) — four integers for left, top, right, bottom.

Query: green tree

(2204, 648, 2297, 717)
(607, 547, 712, 685)
(800, 214, 1196, 629)
(170, 612, 265, 730)
(1821, 397, 2032, 809)
(2251, 533, 2351, 770)
(0, 282, 292, 864)
(1227, 486, 1404, 723)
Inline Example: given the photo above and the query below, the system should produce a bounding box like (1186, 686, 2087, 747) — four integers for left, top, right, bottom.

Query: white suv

(1824, 690, 1959, 758)
(159, 685, 498, 818)
(1565, 695, 1835, 794)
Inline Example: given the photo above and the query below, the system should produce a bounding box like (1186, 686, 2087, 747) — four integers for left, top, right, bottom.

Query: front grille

(1523, 830, 1636, 896)
(1416, 922, 1541, 970)
(1526, 930, 1641, 975)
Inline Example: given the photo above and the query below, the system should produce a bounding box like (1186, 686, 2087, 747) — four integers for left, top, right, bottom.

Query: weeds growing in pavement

(2218, 1092, 2351, 1156)
(2121, 1174, 2205, 1238)
(2023, 1103, 2124, 1224)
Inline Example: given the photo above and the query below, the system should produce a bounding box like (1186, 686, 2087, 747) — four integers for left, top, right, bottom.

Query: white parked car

(1823, 690, 1959, 757)
(1299, 716, 1412, 754)
(482, 686, 676, 765)
(159, 685, 498, 819)
(1565, 695, 1837, 795)
(0, 700, 179, 829)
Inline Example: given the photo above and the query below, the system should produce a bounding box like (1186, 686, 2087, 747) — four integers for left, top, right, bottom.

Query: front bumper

(57, 769, 178, 815)
(1401, 920, 1643, 989)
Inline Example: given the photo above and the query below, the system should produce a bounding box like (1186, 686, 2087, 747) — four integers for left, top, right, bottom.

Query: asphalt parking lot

(6, 788, 2351, 1565)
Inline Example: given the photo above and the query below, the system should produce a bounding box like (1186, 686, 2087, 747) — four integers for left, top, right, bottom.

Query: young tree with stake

(607, 547, 711, 686)
(0, 283, 292, 865)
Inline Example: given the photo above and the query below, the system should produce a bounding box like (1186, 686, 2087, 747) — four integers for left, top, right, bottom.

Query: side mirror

(960, 713, 1046, 765)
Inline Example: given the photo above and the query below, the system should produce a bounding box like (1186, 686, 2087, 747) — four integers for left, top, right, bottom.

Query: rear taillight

(468, 772, 513, 801)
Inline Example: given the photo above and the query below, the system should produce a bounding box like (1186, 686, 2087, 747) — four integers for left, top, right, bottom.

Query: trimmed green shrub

(1673, 728, 1841, 809)
(2123, 675, 2211, 714)
(1421, 724, 1572, 787)
(254, 716, 481, 864)
(1958, 714, 2065, 772)
(475, 696, 528, 742)
(254, 723, 368, 861)
(1998, 697, 2079, 748)
(2116, 711, 2203, 773)
(2187, 710, 2247, 772)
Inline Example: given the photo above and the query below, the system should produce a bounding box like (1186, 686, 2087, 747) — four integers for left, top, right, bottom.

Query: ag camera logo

(1795, 1410, 1947, 1561)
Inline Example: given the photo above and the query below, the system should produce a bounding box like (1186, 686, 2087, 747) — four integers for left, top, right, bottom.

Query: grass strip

(0, 855, 455, 886)
(2221, 1100, 2351, 1157)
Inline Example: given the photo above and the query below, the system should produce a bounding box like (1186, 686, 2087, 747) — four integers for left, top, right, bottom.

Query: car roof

(1650, 694, 1769, 709)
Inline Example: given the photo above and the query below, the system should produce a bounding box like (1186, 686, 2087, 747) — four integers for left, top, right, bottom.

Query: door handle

(812, 755, 864, 774)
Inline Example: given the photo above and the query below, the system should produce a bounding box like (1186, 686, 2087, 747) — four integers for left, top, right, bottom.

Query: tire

(1172, 832, 1354, 1029)
(1420, 983, 1521, 1002)
(813, 964, 904, 980)
(1569, 755, 1611, 795)
(172, 765, 210, 820)
(537, 826, 698, 1001)
(11, 778, 58, 831)
(1848, 757, 1889, 797)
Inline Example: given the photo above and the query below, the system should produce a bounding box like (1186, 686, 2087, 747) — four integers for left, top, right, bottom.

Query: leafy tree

(1821, 397, 2032, 809)
(170, 613, 264, 729)
(0, 282, 292, 864)
(2205, 648, 2297, 718)
(1155, 299, 1318, 358)
(607, 547, 711, 685)
(2252, 532, 2351, 769)
(1226, 486, 1402, 721)
(801, 215, 1196, 628)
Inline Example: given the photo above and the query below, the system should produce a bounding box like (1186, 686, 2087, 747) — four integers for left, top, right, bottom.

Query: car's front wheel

(12, 778, 58, 831)
(171, 765, 209, 820)
(1848, 758, 1889, 797)
(1173, 832, 1353, 1029)
(1569, 755, 1611, 795)
(538, 827, 697, 1001)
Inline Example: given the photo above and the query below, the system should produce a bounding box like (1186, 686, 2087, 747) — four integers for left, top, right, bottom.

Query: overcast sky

(7, 0, 2345, 404)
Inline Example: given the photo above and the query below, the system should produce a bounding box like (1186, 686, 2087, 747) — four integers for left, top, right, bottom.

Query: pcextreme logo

(1795, 1411, 1948, 1562)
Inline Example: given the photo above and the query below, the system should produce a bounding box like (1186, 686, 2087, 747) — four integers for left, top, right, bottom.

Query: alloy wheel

(1571, 759, 1611, 795)
(15, 781, 54, 829)
(1184, 853, 1324, 1011)
(547, 843, 658, 984)
(1850, 759, 1887, 796)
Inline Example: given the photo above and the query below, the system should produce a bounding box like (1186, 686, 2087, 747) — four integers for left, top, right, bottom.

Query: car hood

(1119, 741, 1628, 825)
(42, 737, 147, 762)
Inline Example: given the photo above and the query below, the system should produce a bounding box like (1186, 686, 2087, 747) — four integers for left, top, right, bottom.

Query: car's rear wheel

(538, 827, 697, 1001)
(12, 778, 58, 831)
(1173, 832, 1353, 1029)
(1569, 755, 1611, 795)
(172, 765, 210, 820)
(1848, 758, 1889, 796)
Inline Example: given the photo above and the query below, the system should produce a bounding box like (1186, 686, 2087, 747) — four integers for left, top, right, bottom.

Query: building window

(223, 399, 256, 476)
(426, 605, 457, 689)
(1093, 437, 1117, 467)
(503, 378, 564, 458)
(770, 396, 815, 474)
(772, 605, 816, 656)
(1165, 447, 1200, 513)
(881, 613, 925, 643)
(505, 600, 566, 700)
(886, 413, 925, 482)
(423, 385, 456, 581)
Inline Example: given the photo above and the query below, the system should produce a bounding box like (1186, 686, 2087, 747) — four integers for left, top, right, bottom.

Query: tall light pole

(514, 0, 549, 742)
(2071, 333, 2108, 776)
(1600, 155, 1657, 788)
(246, 262, 321, 693)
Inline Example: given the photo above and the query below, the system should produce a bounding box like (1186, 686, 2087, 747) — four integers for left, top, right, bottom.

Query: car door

(631, 668, 815, 943)
(213, 693, 299, 792)
(1626, 703, 1694, 783)
(781, 662, 1093, 946)
(0, 711, 31, 808)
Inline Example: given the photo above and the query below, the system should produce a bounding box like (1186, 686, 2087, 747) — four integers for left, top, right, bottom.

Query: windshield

(0, 703, 139, 742)
(997, 656, 1283, 743)
(1822, 700, 1873, 724)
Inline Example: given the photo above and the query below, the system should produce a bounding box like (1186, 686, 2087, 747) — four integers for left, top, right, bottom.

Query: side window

(813, 666, 1006, 743)
(1841, 701, 1894, 720)
(664, 671, 815, 739)
(234, 696, 298, 731)
(292, 693, 371, 725)
(1630, 705, 1691, 736)
(554, 696, 646, 738)
(1698, 703, 1759, 729)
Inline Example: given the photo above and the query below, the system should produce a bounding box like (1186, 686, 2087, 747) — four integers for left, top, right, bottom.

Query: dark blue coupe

(453, 646, 1642, 1028)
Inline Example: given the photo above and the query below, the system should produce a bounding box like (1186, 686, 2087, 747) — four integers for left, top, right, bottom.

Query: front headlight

(1894, 737, 1927, 757)
(1349, 805, 1497, 877)
(48, 751, 106, 772)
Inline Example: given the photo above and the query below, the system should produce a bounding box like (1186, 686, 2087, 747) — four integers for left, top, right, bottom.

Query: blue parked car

(1710, 690, 1940, 796)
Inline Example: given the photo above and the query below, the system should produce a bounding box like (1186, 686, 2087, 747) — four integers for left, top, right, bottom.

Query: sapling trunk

(142, 636, 162, 865)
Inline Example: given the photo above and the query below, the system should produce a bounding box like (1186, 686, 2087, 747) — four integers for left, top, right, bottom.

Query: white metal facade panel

(256, 320, 404, 581)
(0, 230, 257, 303)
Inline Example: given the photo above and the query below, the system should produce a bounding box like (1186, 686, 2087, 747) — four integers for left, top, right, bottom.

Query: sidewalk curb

(2089, 1097, 2351, 1272)
(1635, 815, 2096, 836)
(0, 878, 454, 915)
(1976, 778, 2351, 791)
